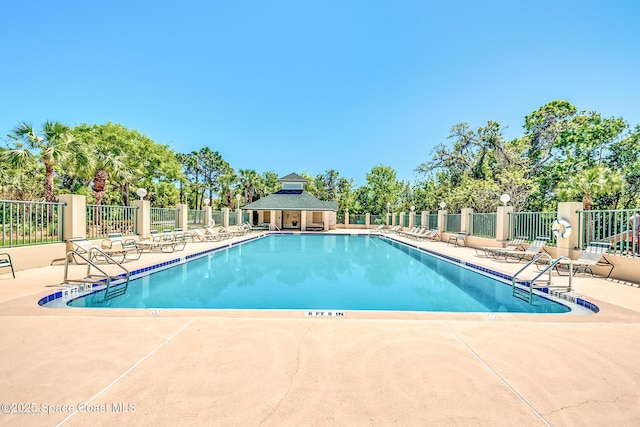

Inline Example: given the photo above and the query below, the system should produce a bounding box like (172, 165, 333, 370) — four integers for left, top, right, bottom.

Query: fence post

(203, 206, 212, 226)
(134, 199, 150, 237)
(421, 211, 428, 227)
(344, 210, 350, 226)
(365, 212, 370, 228)
(556, 202, 583, 256)
(176, 204, 188, 230)
(236, 209, 242, 226)
(461, 208, 473, 233)
(437, 209, 447, 240)
(496, 205, 513, 241)
(59, 194, 86, 241)
(398, 212, 404, 229)
(222, 208, 230, 227)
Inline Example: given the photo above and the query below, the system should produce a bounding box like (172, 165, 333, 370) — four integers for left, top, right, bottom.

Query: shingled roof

(243, 190, 338, 211)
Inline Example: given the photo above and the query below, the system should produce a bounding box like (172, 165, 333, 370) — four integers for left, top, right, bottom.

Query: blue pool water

(69, 234, 570, 313)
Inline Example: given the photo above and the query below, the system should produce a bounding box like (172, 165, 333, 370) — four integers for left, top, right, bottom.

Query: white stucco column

(134, 199, 151, 237)
(59, 194, 86, 240)
(496, 205, 513, 241)
(437, 210, 447, 240)
(461, 208, 473, 234)
(176, 204, 188, 230)
(556, 202, 583, 257)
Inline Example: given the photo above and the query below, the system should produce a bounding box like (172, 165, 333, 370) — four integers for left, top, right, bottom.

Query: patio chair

(101, 234, 143, 262)
(411, 227, 433, 240)
(205, 225, 232, 240)
(137, 232, 177, 253)
(447, 232, 467, 247)
(554, 241, 615, 279)
(222, 225, 247, 237)
(158, 229, 186, 251)
(492, 236, 548, 263)
(0, 253, 15, 278)
(475, 236, 528, 258)
(67, 237, 133, 264)
(397, 226, 418, 237)
(191, 227, 223, 242)
(243, 222, 269, 232)
(416, 228, 440, 241)
(369, 224, 385, 235)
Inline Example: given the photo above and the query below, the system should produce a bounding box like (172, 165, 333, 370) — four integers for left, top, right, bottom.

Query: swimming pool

(67, 234, 571, 313)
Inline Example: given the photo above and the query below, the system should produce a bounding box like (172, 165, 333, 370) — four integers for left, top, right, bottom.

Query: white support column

(176, 204, 188, 230)
(59, 194, 86, 241)
(437, 209, 447, 240)
(556, 202, 583, 257)
(134, 199, 151, 237)
(222, 208, 230, 227)
(461, 208, 473, 234)
(204, 206, 212, 226)
(496, 205, 513, 241)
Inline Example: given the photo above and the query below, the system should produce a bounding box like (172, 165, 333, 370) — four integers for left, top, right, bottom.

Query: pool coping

(39, 232, 598, 314)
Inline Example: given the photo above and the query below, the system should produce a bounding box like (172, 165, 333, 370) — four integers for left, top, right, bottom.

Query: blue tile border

(39, 234, 270, 308)
(39, 232, 599, 313)
(378, 235, 600, 314)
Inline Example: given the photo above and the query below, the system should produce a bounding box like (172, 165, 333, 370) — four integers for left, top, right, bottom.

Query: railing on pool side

(150, 207, 179, 232)
(469, 212, 497, 238)
(86, 204, 138, 238)
(509, 211, 556, 245)
(1, 200, 64, 248)
(578, 208, 640, 257)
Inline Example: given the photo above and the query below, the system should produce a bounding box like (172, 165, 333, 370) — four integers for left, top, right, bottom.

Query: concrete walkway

(1, 231, 639, 426)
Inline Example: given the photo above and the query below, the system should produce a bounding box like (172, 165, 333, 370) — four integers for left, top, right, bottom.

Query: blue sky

(1, 1, 638, 185)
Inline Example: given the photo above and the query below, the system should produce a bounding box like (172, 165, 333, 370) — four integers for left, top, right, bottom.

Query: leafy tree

(362, 165, 403, 214)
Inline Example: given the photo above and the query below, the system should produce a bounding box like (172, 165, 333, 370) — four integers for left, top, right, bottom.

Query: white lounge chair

(554, 241, 615, 278)
(492, 236, 548, 263)
(475, 236, 528, 258)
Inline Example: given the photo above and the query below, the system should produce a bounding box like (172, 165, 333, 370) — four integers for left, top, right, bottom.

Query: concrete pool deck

(0, 230, 639, 426)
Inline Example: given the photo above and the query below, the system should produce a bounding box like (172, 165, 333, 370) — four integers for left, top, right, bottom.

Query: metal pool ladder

(511, 253, 573, 304)
(63, 248, 131, 302)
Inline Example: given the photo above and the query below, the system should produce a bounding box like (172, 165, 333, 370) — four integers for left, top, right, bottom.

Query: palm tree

(556, 165, 623, 210)
(238, 169, 261, 204)
(3, 121, 82, 202)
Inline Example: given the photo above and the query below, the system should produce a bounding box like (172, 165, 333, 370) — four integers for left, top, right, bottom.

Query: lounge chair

(157, 229, 186, 250)
(410, 228, 432, 240)
(447, 232, 467, 247)
(205, 225, 232, 240)
(475, 236, 528, 258)
(137, 231, 177, 253)
(397, 225, 420, 236)
(306, 223, 324, 231)
(418, 228, 440, 241)
(191, 227, 223, 242)
(101, 234, 143, 261)
(369, 224, 385, 235)
(492, 236, 548, 263)
(223, 225, 248, 236)
(68, 237, 133, 264)
(554, 241, 615, 278)
(384, 225, 401, 234)
(243, 222, 269, 232)
(0, 253, 15, 278)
